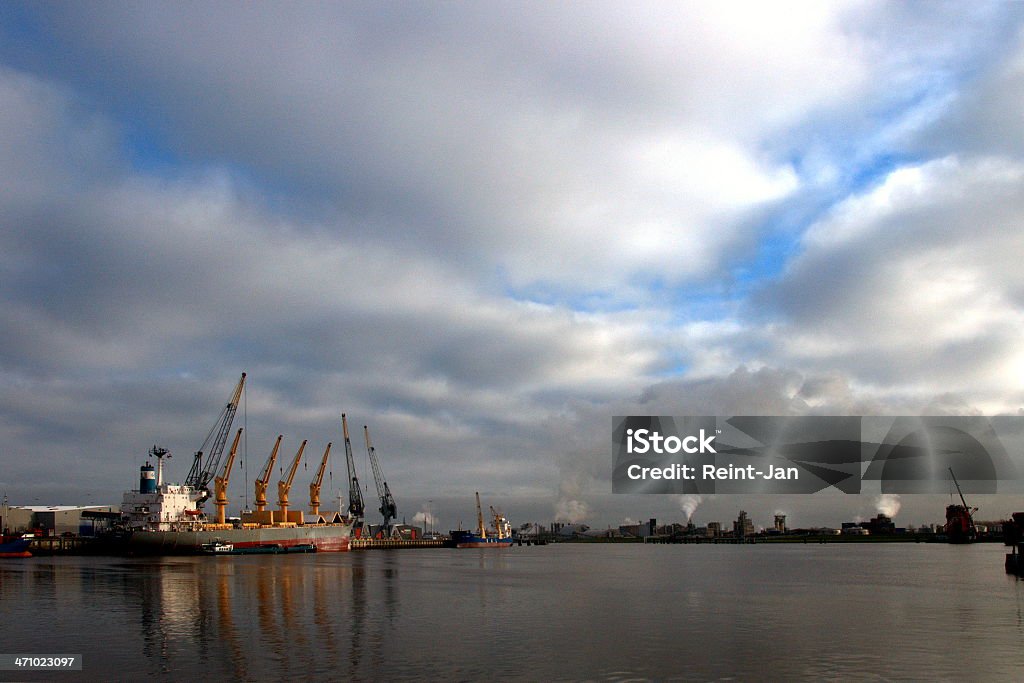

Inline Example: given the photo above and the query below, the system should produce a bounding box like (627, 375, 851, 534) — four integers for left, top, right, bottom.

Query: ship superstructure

(121, 446, 206, 532)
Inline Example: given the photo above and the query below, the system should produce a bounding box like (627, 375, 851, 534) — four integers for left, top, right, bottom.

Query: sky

(2, 2, 1024, 531)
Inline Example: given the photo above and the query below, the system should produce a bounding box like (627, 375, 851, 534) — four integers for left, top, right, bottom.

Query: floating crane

(946, 467, 979, 543)
(277, 439, 307, 523)
(341, 414, 365, 532)
(186, 373, 246, 502)
(364, 424, 398, 536)
(309, 442, 332, 517)
(213, 428, 243, 524)
(254, 435, 283, 513)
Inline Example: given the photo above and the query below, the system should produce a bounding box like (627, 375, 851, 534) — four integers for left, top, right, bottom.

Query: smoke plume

(875, 494, 901, 517)
(554, 498, 591, 523)
(678, 494, 703, 521)
(412, 510, 437, 528)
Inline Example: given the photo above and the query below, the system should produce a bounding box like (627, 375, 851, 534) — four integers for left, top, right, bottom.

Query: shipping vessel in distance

(449, 492, 512, 548)
(121, 373, 353, 554)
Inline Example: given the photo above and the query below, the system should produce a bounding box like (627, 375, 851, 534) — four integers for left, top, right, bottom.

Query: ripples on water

(2, 543, 1024, 681)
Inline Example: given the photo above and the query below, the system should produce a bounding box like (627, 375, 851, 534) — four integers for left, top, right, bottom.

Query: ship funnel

(140, 461, 157, 494)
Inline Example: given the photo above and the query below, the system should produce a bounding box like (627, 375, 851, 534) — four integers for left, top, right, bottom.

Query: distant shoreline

(557, 534, 1005, 544)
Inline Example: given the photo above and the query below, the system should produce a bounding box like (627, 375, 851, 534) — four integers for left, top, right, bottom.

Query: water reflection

(216, 567, 249, 682)
(350, 552, 367, 675)
(3, 545, 1024, 681)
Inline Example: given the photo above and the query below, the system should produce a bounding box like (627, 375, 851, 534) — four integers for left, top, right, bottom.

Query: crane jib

(185, 373, 246, 495)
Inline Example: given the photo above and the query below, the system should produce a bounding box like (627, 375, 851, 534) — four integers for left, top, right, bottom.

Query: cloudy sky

(2, 2, 1023, 530)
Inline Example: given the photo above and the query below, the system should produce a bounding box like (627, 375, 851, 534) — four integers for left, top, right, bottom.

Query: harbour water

(2, 542, 1024, 681)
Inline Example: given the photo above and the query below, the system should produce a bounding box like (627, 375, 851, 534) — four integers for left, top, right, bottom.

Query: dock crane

(254, 435, 283, 513)
(277, 439, 307, 523)
(341, 414, 365, 533)
(213, 428, 243, 524)
(309, 442, 332, 517)
(475, 492, 486, 539)
(364, 424, 398, 536)
(186, 372, 246, 502)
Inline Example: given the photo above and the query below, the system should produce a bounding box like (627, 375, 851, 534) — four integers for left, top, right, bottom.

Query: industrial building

(1, 505, 117, 536)
(733, 511, 754, 538)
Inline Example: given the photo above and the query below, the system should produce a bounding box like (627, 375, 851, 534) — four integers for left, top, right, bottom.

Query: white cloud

(760, 155, 1024, 408)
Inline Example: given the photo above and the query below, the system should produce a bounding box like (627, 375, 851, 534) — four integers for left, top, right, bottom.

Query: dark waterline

(2, 543, 1024, 681)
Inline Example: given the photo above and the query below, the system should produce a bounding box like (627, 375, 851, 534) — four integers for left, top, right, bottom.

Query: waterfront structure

(2, 505, 117, 536)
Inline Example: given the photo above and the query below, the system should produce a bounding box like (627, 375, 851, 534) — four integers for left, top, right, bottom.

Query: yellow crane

(254, 435, 283, 513)
(476, 491, 486, 539)
(277, 439, 307, 523)
(309, 442, 333, 516)
(213, 428, 243, 524)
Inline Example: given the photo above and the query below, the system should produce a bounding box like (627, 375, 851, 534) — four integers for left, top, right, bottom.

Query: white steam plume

(875, 494, 901, 517)
(679, 494, 703, 521)
(412, 510, 437, 528)
(554, 499, 591, 523)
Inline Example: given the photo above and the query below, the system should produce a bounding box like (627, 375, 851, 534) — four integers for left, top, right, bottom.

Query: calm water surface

(2, 542, 1024, 681)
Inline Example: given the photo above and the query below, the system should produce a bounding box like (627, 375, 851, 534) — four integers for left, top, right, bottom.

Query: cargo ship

(120, 374, 353, 554)
(122, 449, 353, 554)
(449, 492, 512, 548)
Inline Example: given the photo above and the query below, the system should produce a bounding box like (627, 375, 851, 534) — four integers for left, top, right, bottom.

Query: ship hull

(128, 523, 352, 554)
(945, 504, 976, 544)
(0, 536, 32, 558)
(450, 530, 512, 548)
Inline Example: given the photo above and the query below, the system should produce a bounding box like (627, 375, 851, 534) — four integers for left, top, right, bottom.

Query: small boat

(199, 541, 235, 554)
(0, 533, 33, 558)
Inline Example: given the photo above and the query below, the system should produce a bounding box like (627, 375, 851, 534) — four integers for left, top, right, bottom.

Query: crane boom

(213, 428, 243, 524)
(475, 491, 486, 539)
(947, 467, 979, 542)
(186, 372, 247, 500)
(364, 425, 398, 534)
(309, 442, 332, 516)
(277, 439, 307, 520)
(949, 467, 974, 511)
(255, 435, 283, 512)
(342, 414, 365, 525)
